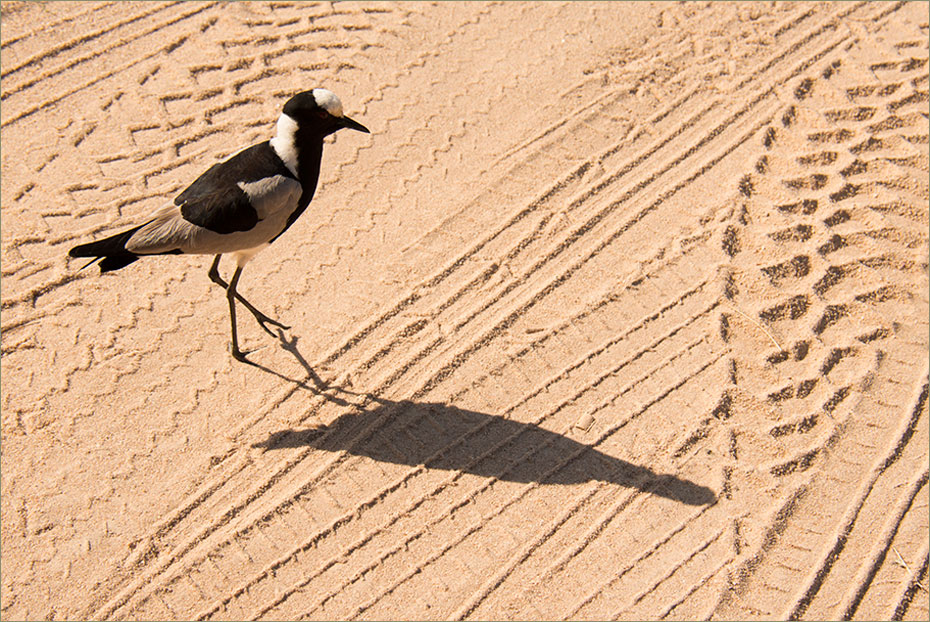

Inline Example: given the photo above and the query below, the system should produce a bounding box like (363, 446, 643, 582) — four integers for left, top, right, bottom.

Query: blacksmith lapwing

(69, 88, 370, 361)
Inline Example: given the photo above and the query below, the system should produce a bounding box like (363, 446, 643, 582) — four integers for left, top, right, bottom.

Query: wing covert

(174, 141, 298, 234)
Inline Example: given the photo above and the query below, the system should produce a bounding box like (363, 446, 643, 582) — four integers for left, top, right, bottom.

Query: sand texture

(2, 1, 928, 620)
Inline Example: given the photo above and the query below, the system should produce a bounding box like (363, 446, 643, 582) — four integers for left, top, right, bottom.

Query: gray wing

(125, 175, 302, 256)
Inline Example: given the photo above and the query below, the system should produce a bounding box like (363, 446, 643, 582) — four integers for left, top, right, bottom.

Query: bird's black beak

(340, 115, 370, 134)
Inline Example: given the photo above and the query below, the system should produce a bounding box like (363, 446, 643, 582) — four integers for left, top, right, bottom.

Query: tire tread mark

(105, 69, 785, 620)
(616, 526, 727, 617)
(0, 1, 118, 49)
(562, 504, 718, 619)
(316, 1, 854, 381)
(1, 3, 218, 128)
(114, 240, 713, 619)
(786, 374, 930, 620)
(265, 335, 719, 620)
(657, 557, 733, 620)
(0, 2, 175, 83)
(838, 464, 929, 619)
(449, 351, 725, 621)
(407, 111, 774, 404)
(78, 4, 892, 620)
(208, 299, 719, 620)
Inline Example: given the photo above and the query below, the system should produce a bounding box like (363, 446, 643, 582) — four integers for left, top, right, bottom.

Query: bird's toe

(256, 315, 289, 333)
(231, 345, 252, 362)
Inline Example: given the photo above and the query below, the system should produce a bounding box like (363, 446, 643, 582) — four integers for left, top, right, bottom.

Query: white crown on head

(312, 88, 344, 118)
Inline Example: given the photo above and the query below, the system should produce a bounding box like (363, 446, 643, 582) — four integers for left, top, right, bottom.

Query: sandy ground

(1, 1, 928, 620)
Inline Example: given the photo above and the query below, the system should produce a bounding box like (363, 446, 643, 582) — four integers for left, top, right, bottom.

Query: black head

(281, 89, 369, 136)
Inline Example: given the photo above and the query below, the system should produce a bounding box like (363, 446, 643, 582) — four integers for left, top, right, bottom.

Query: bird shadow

(236, 328, 356, 407)
(247, 330, 716, 506)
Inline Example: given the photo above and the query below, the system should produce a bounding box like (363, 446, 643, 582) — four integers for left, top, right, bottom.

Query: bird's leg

(226, 265, 250, 362)
(208, 255, 289, 335)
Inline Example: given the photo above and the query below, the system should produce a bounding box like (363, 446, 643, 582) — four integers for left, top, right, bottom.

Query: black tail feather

(69, 225, 144, 273)
(98, 255, 141, 272)
(68, 225, 143, 258)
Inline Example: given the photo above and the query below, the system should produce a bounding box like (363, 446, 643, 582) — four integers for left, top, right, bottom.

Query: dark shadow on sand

(253, 400, 716, 506)
(246, 328, 715, 506)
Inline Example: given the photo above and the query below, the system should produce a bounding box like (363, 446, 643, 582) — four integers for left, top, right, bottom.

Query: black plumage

(176, 141, 296, 234)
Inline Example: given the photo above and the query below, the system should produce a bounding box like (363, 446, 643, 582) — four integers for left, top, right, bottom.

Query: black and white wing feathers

(175, 141, 297, 234)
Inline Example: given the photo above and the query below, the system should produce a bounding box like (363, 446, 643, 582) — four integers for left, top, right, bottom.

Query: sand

(1, 1, 928, 620)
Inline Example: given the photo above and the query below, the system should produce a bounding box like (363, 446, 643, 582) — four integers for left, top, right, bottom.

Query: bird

(68, 88, 370, 362)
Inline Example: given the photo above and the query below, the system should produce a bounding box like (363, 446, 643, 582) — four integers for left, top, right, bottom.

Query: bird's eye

(315, 109, 328, 119)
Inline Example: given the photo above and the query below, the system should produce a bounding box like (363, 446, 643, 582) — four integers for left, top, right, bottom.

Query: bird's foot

(231, 342, 270, 362)
(254, 313, 290, 335)
(231, 346, 251, 362)
(231, 344, 258, 363)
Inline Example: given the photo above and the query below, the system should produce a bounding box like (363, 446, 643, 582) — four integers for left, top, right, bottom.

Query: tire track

(94, 33, 736, 620)
(1, 3, 218, 127)
(371, 350, 726, 622)
(369, 21, 847, 405)
(5, 2, 925, 620)
(888, 539, 929, 621)
(125, 245, 723, 620)
(0, 2, 175, 85)
(683, 6, 926, 617)
(616, 525, 730, 619)
(1, 0, 405, 419)
(836, 463, 929, 620)
(275, 317, 721, 619)
(398, 12, 855, 378)
(562, 503, 721, 619)
(85, 3, 884, 620)
(81, 4, 680, 612)
(786, 374, 929, 620)
(314, 1, 853, 376)
(0, 1, 117, 50)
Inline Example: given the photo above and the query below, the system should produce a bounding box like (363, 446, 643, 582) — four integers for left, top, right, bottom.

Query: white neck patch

(270, 113, 299, 178)
(312, 88, 344, 117)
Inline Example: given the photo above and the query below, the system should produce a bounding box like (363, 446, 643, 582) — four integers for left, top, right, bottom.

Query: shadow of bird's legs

(273, 330, 388, 404)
